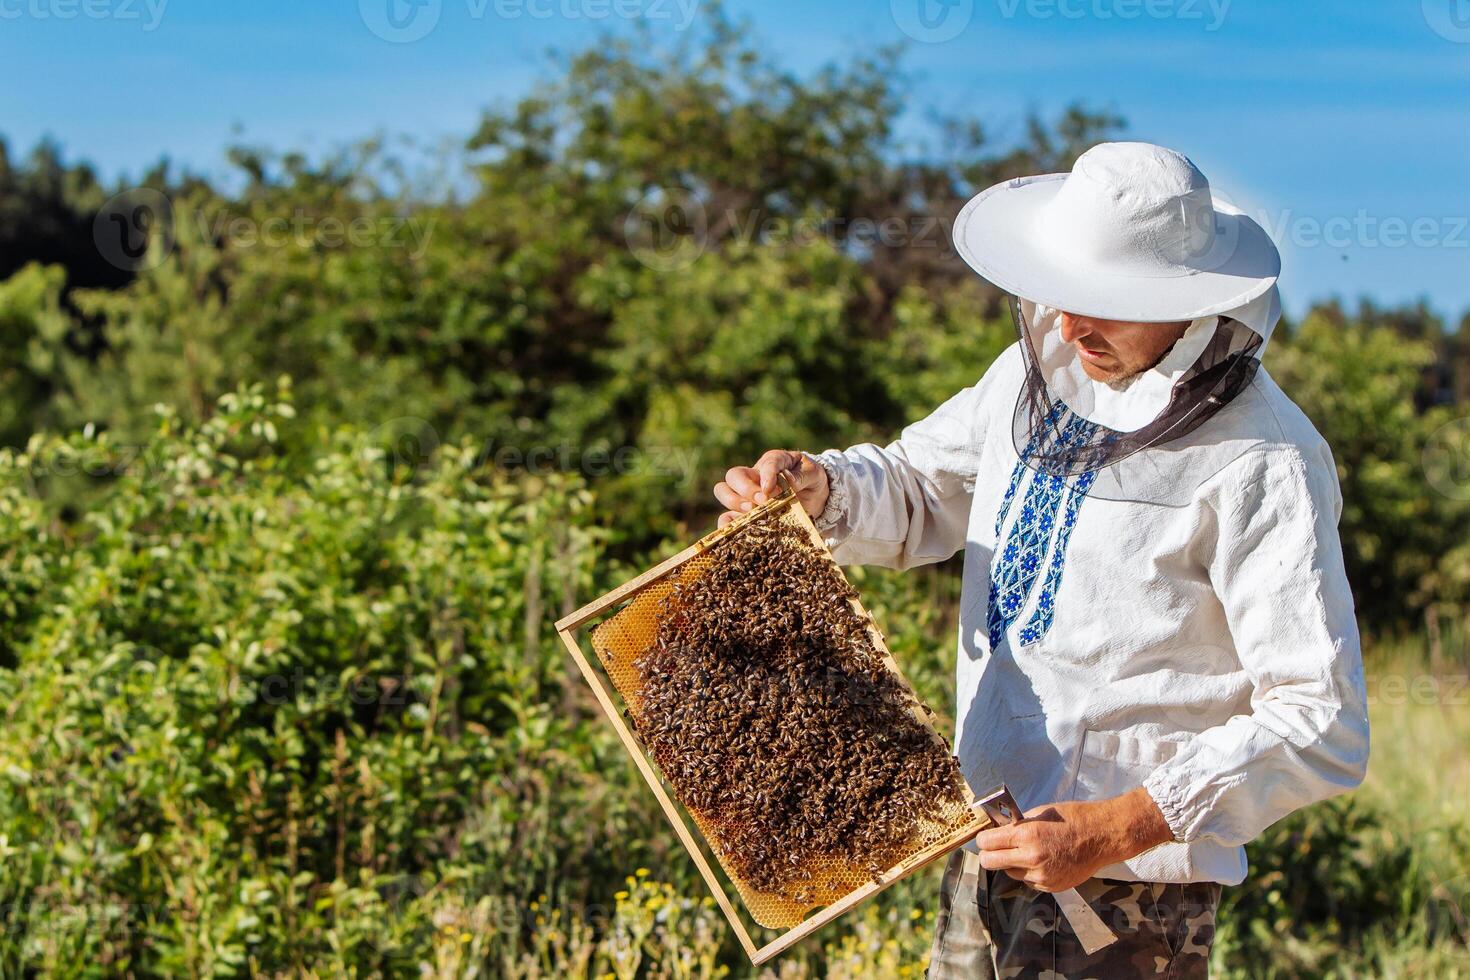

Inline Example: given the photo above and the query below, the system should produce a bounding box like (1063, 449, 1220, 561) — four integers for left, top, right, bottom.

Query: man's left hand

(972, 786, 1174, 893)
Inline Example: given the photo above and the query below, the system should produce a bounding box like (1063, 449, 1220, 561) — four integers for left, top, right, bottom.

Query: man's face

(1058, 311, 1192, 384)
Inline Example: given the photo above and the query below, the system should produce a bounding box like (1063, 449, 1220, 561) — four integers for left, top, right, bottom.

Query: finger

(724, 466, 761, 502)
(713, 481, 746, 511)
(755, 450, 795, 496)
(1025, 870, 1070, 893)
(977, 847, 1030, 871)
(717, 510, 740, 527)
(973, 825, 1019, 851)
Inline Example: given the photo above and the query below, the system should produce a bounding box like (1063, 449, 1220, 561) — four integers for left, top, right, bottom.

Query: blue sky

(3, 0, 1468, 321)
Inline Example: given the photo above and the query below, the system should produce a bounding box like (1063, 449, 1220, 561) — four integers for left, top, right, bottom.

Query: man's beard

(1103, 370, 1142, 393)
(1103, 336, 1185, 391)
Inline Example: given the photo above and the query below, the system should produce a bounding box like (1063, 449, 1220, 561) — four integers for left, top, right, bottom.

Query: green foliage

(0, 140, 120, 294)
(0, 6, 1129, 562)
(1270, 311, 1470, 623)
(870, 283, 1015, 420)
(0, 263, 71, 445)
(1218, 798, 1470, 977)
(0, 385, 652, 974)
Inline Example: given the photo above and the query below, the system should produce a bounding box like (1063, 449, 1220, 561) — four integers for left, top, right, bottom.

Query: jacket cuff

(805, 451, 850, 535)
(1142, 766, 1196, 844)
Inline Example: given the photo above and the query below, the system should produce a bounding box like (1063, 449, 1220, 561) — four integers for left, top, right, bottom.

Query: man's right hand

(713, 450, 831, 528)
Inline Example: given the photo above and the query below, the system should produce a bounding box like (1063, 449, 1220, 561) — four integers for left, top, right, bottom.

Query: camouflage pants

(927, 850, 1221, 979)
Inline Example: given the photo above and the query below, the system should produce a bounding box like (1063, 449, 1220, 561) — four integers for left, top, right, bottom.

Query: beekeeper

(713, 142, 1369, 979)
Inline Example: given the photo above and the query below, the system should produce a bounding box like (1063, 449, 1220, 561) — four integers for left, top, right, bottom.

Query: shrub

(0, 383, 660, 975)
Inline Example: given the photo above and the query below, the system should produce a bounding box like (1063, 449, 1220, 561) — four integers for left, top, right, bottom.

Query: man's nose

(1059, 311, 1091, 345)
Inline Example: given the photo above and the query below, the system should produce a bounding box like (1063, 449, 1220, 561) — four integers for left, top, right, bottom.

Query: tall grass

(1210, 629, 1470, 978)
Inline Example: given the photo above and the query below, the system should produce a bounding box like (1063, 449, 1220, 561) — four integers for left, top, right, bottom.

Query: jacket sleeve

(1142, 446, 1370, 845)
(805, 343, 1019, 570)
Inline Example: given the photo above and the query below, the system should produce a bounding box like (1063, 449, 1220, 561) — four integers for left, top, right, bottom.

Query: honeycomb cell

(591, 496, 976, 929)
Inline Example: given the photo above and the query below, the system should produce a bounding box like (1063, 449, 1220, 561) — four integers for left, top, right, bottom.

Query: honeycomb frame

(555, 486, 993, 964)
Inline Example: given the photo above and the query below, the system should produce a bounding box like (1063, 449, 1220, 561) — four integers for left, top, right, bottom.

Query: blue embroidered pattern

(992, 400, 1065, 539)
(987, 406, 1100, 649)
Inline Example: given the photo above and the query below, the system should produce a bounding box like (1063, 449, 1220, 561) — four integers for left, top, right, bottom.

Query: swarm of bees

(627, 512, 968, 896)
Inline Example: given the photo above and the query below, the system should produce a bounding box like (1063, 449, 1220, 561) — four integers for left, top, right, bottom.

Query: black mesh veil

(1010, 296, 1263, 478)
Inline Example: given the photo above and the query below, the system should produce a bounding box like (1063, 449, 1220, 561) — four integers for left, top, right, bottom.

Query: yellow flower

(909, 908, 922, 920)
(635, 867, 650, 878)
(460, 932, 471, 943)
(614, 890, 630, 901)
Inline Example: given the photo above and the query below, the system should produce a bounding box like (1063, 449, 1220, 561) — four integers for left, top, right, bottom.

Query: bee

(622, 507, 969, 897)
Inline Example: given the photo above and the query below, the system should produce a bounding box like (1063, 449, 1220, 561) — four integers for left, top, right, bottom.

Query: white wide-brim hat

(953, 142, 1281, 323)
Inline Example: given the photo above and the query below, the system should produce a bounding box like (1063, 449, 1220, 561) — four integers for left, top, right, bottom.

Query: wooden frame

(554, 489, 995, 965)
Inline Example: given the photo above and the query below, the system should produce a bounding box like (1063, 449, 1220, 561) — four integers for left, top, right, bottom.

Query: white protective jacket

(809, 334, 1370, 885)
